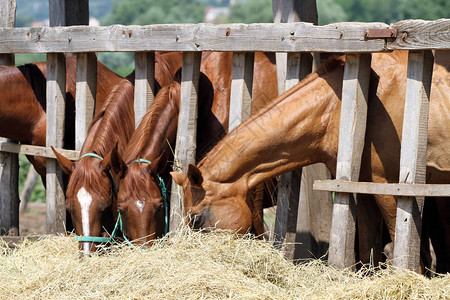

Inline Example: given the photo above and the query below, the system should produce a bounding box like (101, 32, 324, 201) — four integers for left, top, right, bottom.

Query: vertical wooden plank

(46, 53, 67, 234)
(134, 52, 156, 127)
(170, 52, 202, 230)
(75, 52, 97, 150)
(328, 53, 371, 269)
(49, 0, 89, 26)
(228, 52, 254, 132)
(393, 50, 434, 272)
(0, 0, 19, 236)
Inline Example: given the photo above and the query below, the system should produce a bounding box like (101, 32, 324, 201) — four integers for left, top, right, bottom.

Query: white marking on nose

(135, 200, 145, 213)
(77, 187, 92, 253)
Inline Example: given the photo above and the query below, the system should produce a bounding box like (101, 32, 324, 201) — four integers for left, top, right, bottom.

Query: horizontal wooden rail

(0, 141, 79, 160)
(314, 179, 450, 197)
(0, 19, 448, 54)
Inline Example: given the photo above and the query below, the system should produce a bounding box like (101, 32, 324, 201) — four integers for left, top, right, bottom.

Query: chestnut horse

(171, 51, 450, 271)
(52, 79, 135, 253)
(0, 56, 124, 184)
(106, 52, 278, 244)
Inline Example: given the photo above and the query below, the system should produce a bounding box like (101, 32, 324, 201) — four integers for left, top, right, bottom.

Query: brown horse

(106, 51, 278, 244)
(171, 51, 449, 271)
(52, 79, 135, 253)
(0, 56, 125, 184)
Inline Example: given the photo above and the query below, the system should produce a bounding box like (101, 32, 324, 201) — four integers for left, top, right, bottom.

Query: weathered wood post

(170, 52, 202, 230)
(0, 0, 20, 236)
(328, 54, 371, 269)
(393, 50, 434, 272)
(47, 0, 90, 233)
(134, 52, 156, 127)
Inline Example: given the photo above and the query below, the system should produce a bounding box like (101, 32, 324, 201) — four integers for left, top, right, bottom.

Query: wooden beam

(170, 52, 202, 230)
(0, 142, 79, 160)
(0, 0, 19, 237)
(134, 52, 156, 127)
(328, 53, 371, 269)
(46, 53, 67, 234)
(393, 50, 434, 272)
(75, 52, 97, 150)
(314, 180, 450, 197)
(228, 52, 254, 132)
(49, 0, 89, 26)
(0, 22, 395, 53)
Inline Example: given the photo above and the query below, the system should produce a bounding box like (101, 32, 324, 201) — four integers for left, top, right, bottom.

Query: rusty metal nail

(401, 32, 407, 41)
(364, 31, 369, 38)
(290, 31, 294, 36)
(68, 36, 72, 43)
(26, 32, 30, 37)
(122, 30, 126, 35)
(37, 33, 41, 39)
(339, 31, 344, 39)
(176, 36, 179, 42)
(390, 32, 395, 37)
(128, 30, 132, 37)
(226, 28, 230, 36)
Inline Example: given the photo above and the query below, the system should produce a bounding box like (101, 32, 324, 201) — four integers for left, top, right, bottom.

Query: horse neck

(80, 80, 135, 157)
(200, 63, 344, 190)
(124, 83, 180, 168)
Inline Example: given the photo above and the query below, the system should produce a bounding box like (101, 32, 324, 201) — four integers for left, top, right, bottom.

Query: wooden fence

(0, 9, 449, 272)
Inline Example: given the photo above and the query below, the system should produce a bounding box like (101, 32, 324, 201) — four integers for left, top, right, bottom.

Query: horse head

(109, 151, 167, 245)
(171, 164, 252, 233)
(52, 146, 122, 253)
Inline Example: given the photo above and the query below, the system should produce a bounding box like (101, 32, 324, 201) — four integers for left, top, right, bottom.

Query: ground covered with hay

(0, 228, 448, 299)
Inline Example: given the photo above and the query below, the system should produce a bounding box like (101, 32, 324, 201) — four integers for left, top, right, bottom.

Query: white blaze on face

(135, 200, 145, 213)
(77, 187, 93, 253)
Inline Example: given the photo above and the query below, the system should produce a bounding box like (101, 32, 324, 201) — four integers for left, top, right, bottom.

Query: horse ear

(51, 146, 74, 175)
(170, 171, 187, 187)
(102, 145, 127, 178)
(187, 164, 203, 186)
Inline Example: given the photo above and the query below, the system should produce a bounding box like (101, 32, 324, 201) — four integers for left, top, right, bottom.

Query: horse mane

(198, 55, 345, 167)
(124, 81, 181, 163)
(83, 79, 135, 157)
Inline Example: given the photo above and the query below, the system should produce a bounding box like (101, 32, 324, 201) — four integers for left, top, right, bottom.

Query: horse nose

(190, 214, 203, 229)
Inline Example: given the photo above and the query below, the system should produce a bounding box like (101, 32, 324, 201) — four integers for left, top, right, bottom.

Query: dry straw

(0, 227, 448, 299)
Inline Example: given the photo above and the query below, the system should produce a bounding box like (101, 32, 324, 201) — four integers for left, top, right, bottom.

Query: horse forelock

(83, 79, 135, 157)
(124, 82, 180, 164)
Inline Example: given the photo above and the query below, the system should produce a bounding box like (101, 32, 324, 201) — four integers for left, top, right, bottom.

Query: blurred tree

(317, 0, 348, 25)
(228, 0, 273, 23)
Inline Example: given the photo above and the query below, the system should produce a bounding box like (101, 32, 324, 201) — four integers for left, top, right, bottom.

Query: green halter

(133, 158, 169, 235)
(75, 153, 131, 245)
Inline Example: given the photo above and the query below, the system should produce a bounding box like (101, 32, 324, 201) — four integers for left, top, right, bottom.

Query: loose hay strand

(0, 228, 448, 300)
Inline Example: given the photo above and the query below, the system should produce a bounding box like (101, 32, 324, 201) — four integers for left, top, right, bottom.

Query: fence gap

(393, 50, 434, 272)
(170, 51, 202, 230)
(46, 53, 67, 234)
(75, 52, 97, 150)
(328, 53, 371, 269)
(134, 52, 156, 128)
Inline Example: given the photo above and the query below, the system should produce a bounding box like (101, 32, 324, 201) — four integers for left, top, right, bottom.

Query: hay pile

(0, 228, 448, 299)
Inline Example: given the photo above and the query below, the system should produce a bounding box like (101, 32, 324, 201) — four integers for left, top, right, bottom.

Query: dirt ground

(19, 202, 46, 236)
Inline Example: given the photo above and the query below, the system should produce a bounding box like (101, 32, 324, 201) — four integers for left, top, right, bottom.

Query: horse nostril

(191, 214, 203, 229)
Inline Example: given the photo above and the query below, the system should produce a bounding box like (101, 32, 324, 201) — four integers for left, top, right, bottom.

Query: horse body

(171, 51, 449, 269)
(0, 56, 124, 184)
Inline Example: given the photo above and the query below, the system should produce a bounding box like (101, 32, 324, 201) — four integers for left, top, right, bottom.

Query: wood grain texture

(393, 50, 434, 272)
(0, 141, 79, 160)
(328, 54, 371, 269)
(314, 180, 450, 197)
(75, 52, 97, 150)
(0, 22, 398, 53)
(170, 52, 202, 231)
(134, 52, 155, 128)
(229, 52, 254, 132)
(46, 53, 67, 234)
